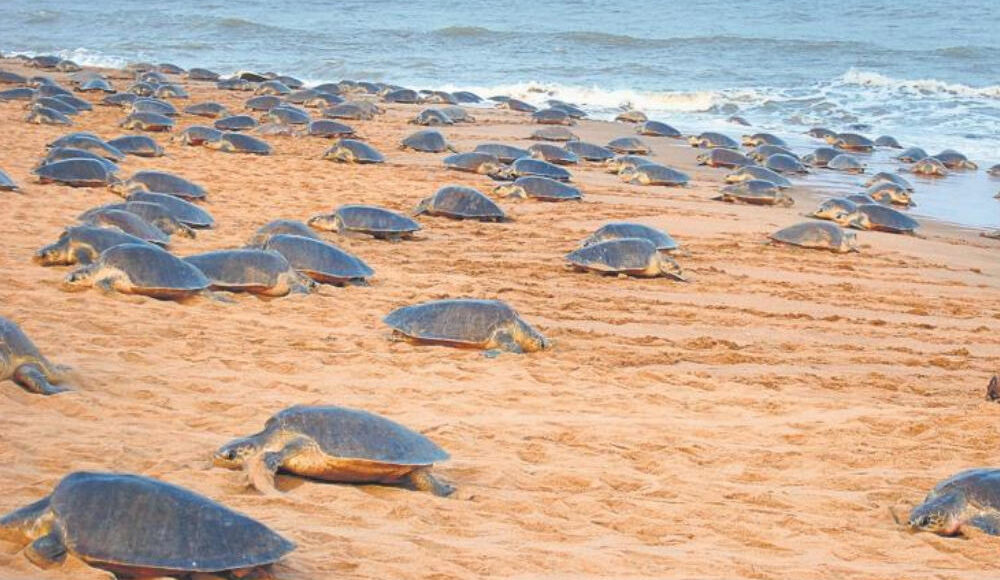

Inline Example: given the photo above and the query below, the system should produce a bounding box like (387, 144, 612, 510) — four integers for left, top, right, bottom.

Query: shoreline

(1, 60, 999, 579)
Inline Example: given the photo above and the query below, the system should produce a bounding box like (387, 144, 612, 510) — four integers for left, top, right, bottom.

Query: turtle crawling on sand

(903, 469, 1000, 536)
(184, 249, 315, 296)
(566, 238, 684, 280)
(769, 222, 858, 253)
(0, 471, 294, 576)
(0, 317, 69, 395)
(308, 205, 421, 240)
(63, 243, 210, 300)
(214, 405, 453, 496)
(384, 298, 548, 353)
(714, 180, 794, 206)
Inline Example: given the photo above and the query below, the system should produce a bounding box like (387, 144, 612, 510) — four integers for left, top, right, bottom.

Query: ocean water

(2, 0, 998, 228)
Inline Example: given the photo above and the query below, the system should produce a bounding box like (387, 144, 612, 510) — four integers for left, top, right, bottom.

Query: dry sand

(1, 62, 999, 579)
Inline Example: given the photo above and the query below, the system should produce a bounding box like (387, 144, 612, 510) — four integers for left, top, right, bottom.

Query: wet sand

(1, 62, 1000, 579)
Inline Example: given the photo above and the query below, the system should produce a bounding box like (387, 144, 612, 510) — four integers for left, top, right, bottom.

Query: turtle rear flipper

(25, 531, 67, 568)
(404, 467, 454, 497)
(13, 363, 68, 395)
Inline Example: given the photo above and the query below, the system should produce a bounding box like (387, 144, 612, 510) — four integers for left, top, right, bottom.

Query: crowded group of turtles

(1, 53, 1000, 578)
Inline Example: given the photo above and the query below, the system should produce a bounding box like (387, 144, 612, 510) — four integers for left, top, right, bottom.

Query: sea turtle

(697, 148, 754, 168)
(63, 243, 210, 299)
(474, 143, 530, 164)
(35, 226, 150, 266)
(411, 108, 453, 126)
(127, 192, 214, 228)
(827, 153, 866, 174)
(25, 106, 72, 125)
(809, 198, 859, 221)
(866, 182, 913, 206)
(564, 141, 615, 162)
(205, 132, 272, 155)
(174, 125, 224, 146)
(910, 157, 948, 177)
(607, 137, 651, 155)
(443, 152, 503, 175)
(385, 298, 547, 353)
(801, 147, 842, 167)
(896, 147, 929, 163)
(323, 102, 376, 121)
(126, 82, 156, 97)
(0, 88, 38, 101)
(245, 95, 283, 112)
(285, 89, 319, 104)
(101, 92, 138, 107)
(400, 129, 455, 153)
(262, 106, 311, 125)
(637, 121, 682, 138)
(263, 234, 373, 285)
(322, 139, 385, 163)
(0, 471, 294, 575)
(112, 170, 206, 200)
(504, 157, 572, 182)
(39, 148, 118, 172)
(47, 134, 124, 160)
(728, 115, 751, 126)
(51, 94, 91, 111)
(306, 119, 355, 138)
(89, 201, 196, 238)
(604, 155, 654, 174)
(415, 186, 506, 221)
(724, 165, 792, 188)
(453, 91, 482, 103)
(383, 88, 421, 103)
(33, 159, 119, 187)
(619, 163, 689, 186)
(580, 222, 680, 253)
(688, 132, 739, 149)
(308, 204, 421, 240)
(78, 208, 170, 245)
(0, 70, 28, 84)
(831, 133, 875, 152)
(747, 145, 797, 163)
(548, 101, 586, 118)
(184, 249, 314, 296)
(215, 114, 258, 131)
(493, 176, 582, 201)
(120, 112, 174, 131)
(847, 194, 878, 205)
(769, 222, 858, 253)
(866, 171, 913, 191)
(933, 149, 977, 170)
(31, 97, 79, 116)
(441, 106, 474, 123)
(528, 143, 579, 165)
(184, 102, 230, 118)
(531, 126, 578, 141)
(498, 98, 538, 113)
(0, 317, 68, 395)
(615, 110, 647, 123)
(875, 135, 902, 148)
(217, 77, 254, 91)
(255, 80, 291, 96)
(765, 154, 809, 174)
(837, 204, 919, 234)
(903, 468, 1000, 536)
(987, 164, 1000, 177)
(532, 108, 573, 125)
(714, 180, 793, 206)
(566, 238, 684, 280)
(254, 123, 298, 137)
(247, 220, 319, 248)
(157, 63, 185, 74)
(742, 133, 788, 148)
(106, 135, 164, 157)
(214, 405, 452, 495)
(0, 169, 18, 191)
(130, 98, 178, 117)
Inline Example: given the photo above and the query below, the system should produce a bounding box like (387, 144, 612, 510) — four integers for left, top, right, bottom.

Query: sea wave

(433, 26, 495, 38)
(839, 68, 1000, 100)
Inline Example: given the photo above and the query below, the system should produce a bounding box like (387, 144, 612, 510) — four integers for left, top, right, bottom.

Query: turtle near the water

(837, 204, 920, 234)
(0, 317, 69, 395)
(184, 249, 314, 296)
(714, 180, 794, 206)
(63, 243, 210, 299)
(688, 132, 739, 149)
(566, 238, 684, 279)
(904, 469, 1000, 536)
(697, 148, 755, 169)
(932, 149, 978, 170)
(809, 198, 859, 221)
(619, 163, 689, 186)
(910, 157, 948, 177)
(607, 137, 651, 155)
(826, 153, 866, 174)
(443, 152, 504, 175)
(724, 165, 792, 188)
(308, 205, 421, 240)
(322, 139, 385, 163)
(384, 298, 548, 353)
(769, 222, 858, 253)
(204, 132, 272, 155)
(0, 471, 294, 575)
(637, 121, 682, 138)
(530, 126, 578, 142)
(214, 405, 453, 496)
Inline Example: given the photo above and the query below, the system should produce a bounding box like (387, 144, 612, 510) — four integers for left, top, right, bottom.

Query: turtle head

(106, 177, 131, 197)
(618, 168, 638, 183)
(61, 265, 99, 291)
(306, 213, 338, 232)
(492, 184, 524, 199)
(686, 136, 701, 147)
(830, 210, 856, 227)
(213, 437, 261, 469)
(33, 238, 71, 266)
(695, 153, 709, 165)
(657, 253, 687, 281)
(513, 319, 550, 353)
(907, 492, 965, 535)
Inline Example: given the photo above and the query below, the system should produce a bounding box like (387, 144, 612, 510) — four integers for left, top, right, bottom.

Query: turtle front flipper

(968, 513, 1000, 535)
(492, 330, 524, 354)
(13, 363, 68, 395)
(404, 467, 454, 497)
(245, 437, 313, 495)
(24, 531, 67, 569)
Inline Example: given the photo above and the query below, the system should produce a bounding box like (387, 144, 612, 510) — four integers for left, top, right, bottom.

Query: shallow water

(2, 0, 998, 228)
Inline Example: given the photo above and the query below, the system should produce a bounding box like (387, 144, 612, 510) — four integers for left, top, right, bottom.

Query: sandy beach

(1, 61, 1000, 580)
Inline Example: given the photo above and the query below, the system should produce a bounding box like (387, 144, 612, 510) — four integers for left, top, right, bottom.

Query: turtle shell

(211, 133, 272, 155)
(637, 121, 681, 138)
(214, 115, 258, 131)
(120, 112, 174, 131)
(717, 180, 792, 206)
(499, 98, 537, 113)
(810, 198, 858, 221)
(615, 110, 647, 123)
(827, 153, 865, 173)
(184, 102, 230, 118)
(453, 91, 482, 103)
(532, 108, 572, 125)
(566, 238, 666, 276)
(765, 154, 808, 174)
(742, 133, 788, 148)
(875, 135, 902, 148)
(106, 135, 163, 157)
(184, 249, 303, 293)
(130, 99, 178, 117)
(79, 208, 170, 245)
(564, 141, 614, 161)
(443, 152, 501, 174)
(770, 222, 857, 253)
(264, 234, 373, 285)
(384, 298, 541, 348)
(723, 165, 792, 188)
(33, 159, 118, 187)
(747, 145, 797, 163)
(582, 223, 679, 252)
(245, 95, 282, 111)
(496, 176, 581, 201)
(851, 204, 919, 233)
(0, 317, 57, 375)
(622, 163, 689, 186)
(307, 120, 355, 138)
(0, 168, 18, 191)
(247, 220, 319, 247)
(411, 108, 453, 126)
(802, 147, 842, 167)
(808, 127, 836, 140)
(263, 106, 310, 125)
(265, 405, 448, 467)
(176, 125, 223, 146)
(530, 126, 578, 142)
(510, 158, 571, 181)
(415, 186, 506, 220)
(127, 192, 214, 228)
(48, 471, 293, 574)
(42, 147, 119, 171)
(47, 134, 124, 160)
(528, 143, 579, 165)
(401, 129, 451, 153)
(35, 226, 151, 266)
(689, 132, 738, 149)
(895, 147, 928, 163)
(26, 106, 73, 125)
(833, 133, 875, 151)
(314, 205, 421, 237)
(865, 171, 913, 191)
(121, 171, 205, 199)
(697, 148, 754, 168)
(188, 68, 220, 81)
(82, 243, 210, 297)
(473, 143, 530, 164)
(323, 139, 384, 163)
(607, 137, 651, 155)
